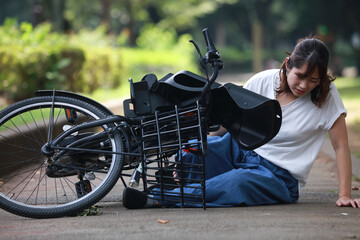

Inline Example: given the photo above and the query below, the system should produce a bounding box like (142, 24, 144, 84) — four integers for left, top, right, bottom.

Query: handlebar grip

(202, 28, 217, 52)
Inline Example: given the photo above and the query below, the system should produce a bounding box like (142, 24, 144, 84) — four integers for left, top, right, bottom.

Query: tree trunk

(243, 1, 264, 73)
(32, 0, 43, 27)
(125, 1, 136, 47)
(50, 0, 65, 32)
(251, 19, 263, 72)
(101, 0, 112, 29)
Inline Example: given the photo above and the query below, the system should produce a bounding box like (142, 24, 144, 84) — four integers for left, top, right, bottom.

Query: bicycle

(0, 28, 282, 218)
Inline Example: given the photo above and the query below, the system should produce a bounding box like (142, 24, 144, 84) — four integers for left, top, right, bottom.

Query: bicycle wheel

(0, 96, 124, 218)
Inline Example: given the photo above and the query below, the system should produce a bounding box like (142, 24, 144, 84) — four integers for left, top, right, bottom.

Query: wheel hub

(41, 143, 54, 156)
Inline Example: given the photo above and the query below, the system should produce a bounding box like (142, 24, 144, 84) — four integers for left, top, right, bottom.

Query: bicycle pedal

(75, 180, 92, 198)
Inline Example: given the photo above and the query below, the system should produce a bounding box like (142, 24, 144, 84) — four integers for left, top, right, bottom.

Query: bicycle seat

(123, 71, 221, 117)
(209, 83, 282, 150)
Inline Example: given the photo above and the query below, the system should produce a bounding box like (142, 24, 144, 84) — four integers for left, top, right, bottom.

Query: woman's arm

(328, 114, 360, 208)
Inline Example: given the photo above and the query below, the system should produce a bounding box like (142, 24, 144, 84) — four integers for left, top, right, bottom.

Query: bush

(79, 47, 123, 92)
(124, 26, 200, 82)
(0, 19, 198, 103)
(0, 19, 124, 101)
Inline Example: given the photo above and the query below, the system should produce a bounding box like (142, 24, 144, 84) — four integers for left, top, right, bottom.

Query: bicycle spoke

(9, 120, 39, 150)
(58, 178, 69, 202)
(35, 167, 44, 205)
(0, 136, 40, 154)
(53, 108, 63, 127)
(0, 127, 43, 153)
(5, 162, 44, 197)
(0, 96, 122, 218)
(26, 167, 47, 204)
(0, 149, 40, 163)
(0, 154, 42, 173)
(19, 114, 43, 148)
(13, 165, 41, 201)
(55, 178, 58, 204)
(2, 160, 44, 181)
(29, 111, 47, 143)
(39, 108, 48, 140)
(62, 177, 78, 198)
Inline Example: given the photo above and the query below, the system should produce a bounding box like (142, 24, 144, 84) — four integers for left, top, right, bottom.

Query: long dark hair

(277, 37, 335, 107)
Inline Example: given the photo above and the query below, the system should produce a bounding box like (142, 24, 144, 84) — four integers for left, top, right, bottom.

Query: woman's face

(286, 63, 320, 98)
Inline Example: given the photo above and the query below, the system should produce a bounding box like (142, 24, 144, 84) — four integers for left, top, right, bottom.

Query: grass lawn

(82, 84, 130, 103)
(334, 77, 360, 128)
(334, 77, 360, 157)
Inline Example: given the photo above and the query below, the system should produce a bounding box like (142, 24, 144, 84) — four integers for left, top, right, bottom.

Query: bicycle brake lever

(189, 40, 206, 69)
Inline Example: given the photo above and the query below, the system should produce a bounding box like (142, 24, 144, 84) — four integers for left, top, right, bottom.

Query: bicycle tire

(0, 96, 124, 218)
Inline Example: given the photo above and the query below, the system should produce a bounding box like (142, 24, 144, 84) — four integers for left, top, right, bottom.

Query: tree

(0, 0, 32, 23)
(101, 0, 112, 27)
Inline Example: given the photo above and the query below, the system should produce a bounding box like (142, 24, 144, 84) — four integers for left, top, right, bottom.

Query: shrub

(124, 27, 200, 82)
(0, 19, 198, 103)
(0, 20, 123, 101)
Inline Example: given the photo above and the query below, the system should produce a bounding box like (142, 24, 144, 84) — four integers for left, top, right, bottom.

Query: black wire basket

(140, 102, 207, 209)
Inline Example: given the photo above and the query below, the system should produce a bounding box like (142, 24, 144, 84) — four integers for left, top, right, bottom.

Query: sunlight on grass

(81, 83, 130, 104)
(334, 77, 360, 125)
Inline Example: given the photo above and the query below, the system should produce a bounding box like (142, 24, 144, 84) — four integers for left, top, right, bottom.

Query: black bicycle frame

(43, 114, 141, 159)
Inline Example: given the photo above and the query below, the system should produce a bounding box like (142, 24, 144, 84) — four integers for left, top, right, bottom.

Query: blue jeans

(154, 132, 299, 207)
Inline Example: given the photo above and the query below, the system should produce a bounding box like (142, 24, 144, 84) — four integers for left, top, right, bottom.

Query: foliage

(126, 25, 199, 80)
(73, 205, 103, 217)
(0, 19, 72, 100)
(136, 24, 177, 50)
(0, 19, 198, 103)
(2, 0, 360, 73)
(0, 19, 122, 100)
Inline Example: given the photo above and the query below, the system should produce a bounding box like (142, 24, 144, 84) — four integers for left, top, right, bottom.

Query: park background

(1, 0, 360, 158)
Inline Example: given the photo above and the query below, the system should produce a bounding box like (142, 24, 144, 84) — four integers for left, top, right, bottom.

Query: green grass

(334, 77, 360, 125)
(0, 107, 61, 133)
(81, 84, 130, 104)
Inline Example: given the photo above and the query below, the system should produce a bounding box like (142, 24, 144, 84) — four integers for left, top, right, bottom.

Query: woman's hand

(329, 115, 358, 208)
(336, 196, 360, 208)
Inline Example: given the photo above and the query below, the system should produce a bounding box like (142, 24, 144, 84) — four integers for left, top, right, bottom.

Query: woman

(123, 37, 360, 208)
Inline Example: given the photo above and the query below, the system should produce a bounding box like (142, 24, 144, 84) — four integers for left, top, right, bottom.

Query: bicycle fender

(34, 90, 114, 115)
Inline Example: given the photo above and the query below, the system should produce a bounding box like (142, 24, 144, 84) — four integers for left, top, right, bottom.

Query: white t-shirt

(243, 69, 346, 186)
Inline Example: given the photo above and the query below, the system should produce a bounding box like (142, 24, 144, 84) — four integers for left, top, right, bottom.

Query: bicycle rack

(140, 102, 207, 209)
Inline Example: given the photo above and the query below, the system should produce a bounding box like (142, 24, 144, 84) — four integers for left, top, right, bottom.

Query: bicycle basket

(140, 102, 207, 209)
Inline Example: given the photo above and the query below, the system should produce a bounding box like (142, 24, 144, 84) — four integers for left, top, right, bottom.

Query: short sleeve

(322, 83, 347, 131)
(243, 73, 258, 91)
(243, 69, 279, 99)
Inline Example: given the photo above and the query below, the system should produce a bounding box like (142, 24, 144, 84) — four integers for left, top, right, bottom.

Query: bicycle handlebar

(191, 28, 223, 107)
(203, 28, 217, 53)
